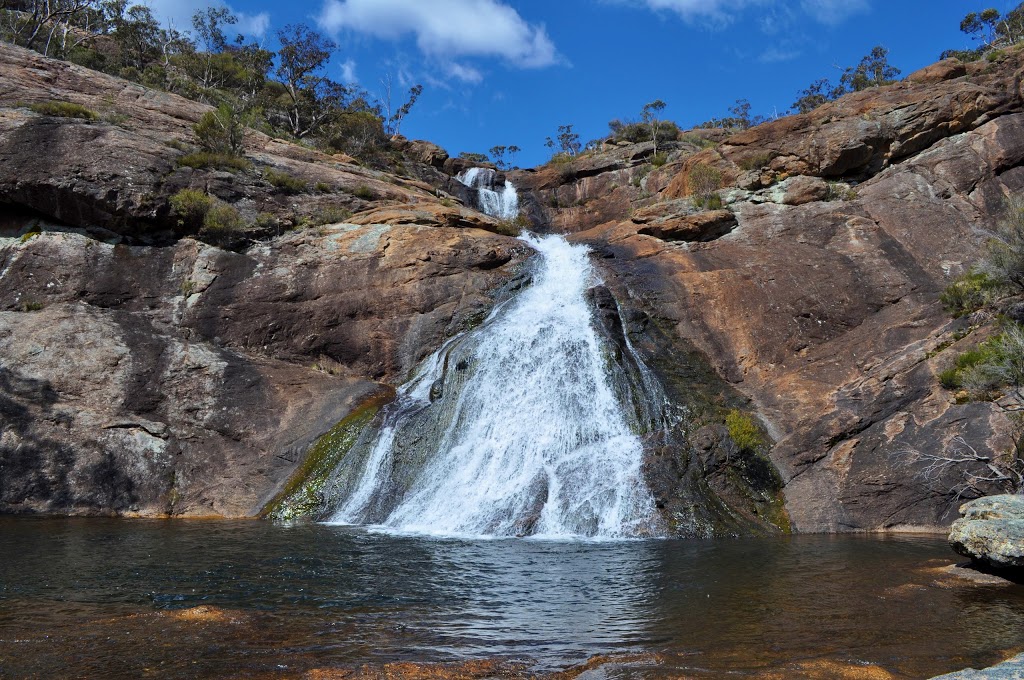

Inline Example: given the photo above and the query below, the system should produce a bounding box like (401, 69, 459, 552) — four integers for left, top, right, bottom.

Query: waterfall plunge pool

(2, 518, 1024, 679)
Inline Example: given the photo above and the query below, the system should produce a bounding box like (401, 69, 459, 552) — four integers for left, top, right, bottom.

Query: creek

(2, 519, 1023, 678)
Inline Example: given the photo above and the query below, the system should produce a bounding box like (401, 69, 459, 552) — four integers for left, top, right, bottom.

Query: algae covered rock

(949, 495, 1024, 571)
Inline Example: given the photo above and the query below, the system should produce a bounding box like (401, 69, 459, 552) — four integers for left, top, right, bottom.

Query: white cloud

(444, 61, 483, 83)
(800, 0, 869, 25)
(238, 11, 270, 38)
(145, 0, 270, 39)
(616, 0, 868, 26)
(317, 0, 558, 68)
(339, 58, 358, 83)
(758, 46, 800, 63)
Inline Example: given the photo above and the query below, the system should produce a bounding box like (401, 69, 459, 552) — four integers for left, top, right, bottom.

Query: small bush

(169, 189, 212, 227)
(693, 192, 724, 210)
(177, 152, 250, 172)
(315, 182, 332, 193)
(680, 133, 718, 149)
(651, 152, 668, 168)
(825, 181, 858, 201)
(19, 300, 45, 312)
(940, 271, 1001, 317)
(494, 214, 531, 237)
(938, 326, 1024, 398)
(194, 104, 244, 156)
(203, 203, 244, 232)
(267, 169, 308, 193)
(726, 409, 766, 453)
(981, 196, 1024, 290)
(352, 185, 376, 201)
(310, 206, 352, 226)
(19, 231, 40, 243)
(689, 163, 723, 203)
(253, 212, 279, 231)
(28, 100, 97, 120)
(737, 152, 774, 172)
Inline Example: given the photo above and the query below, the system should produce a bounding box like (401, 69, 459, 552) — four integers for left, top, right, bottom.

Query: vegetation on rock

(0, 1, 423, 169)
(28, 99, 96, 119)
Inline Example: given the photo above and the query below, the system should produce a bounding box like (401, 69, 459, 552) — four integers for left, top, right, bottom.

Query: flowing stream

(456, 167, 519, 219)
(324, 172, 659, 538)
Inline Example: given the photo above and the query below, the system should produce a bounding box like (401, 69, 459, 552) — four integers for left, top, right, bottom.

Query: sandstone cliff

(518, 54, 1024, 532)
(4, 38, 1024, 533)
(0, 42, 528, 516)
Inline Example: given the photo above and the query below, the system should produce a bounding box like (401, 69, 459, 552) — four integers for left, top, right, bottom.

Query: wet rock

(929, 653, 1024, 679)
(949, 495, 1024, 571)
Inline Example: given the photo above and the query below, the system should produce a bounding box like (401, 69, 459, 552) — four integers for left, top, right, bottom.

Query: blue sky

(147, 0, 1013, 167)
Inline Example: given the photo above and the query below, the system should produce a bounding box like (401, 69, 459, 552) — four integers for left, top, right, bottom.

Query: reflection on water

(1, 519, 1023, 678)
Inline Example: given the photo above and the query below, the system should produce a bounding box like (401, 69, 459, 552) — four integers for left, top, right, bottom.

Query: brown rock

(0, 224, 527, 517)
(348, 202, 506, 233)
(907, 58, 968, 84)
(779, 175, 830, 205)
(637, 209, 738, 242)
(573, 108, 1024, 532)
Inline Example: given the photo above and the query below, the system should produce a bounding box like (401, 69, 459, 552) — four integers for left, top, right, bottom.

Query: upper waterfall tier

(456, 167, 519, 220)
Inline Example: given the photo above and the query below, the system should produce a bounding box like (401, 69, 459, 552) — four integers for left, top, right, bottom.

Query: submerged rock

(949, 495, 1024, 571)
(929, 653, 1024, 679)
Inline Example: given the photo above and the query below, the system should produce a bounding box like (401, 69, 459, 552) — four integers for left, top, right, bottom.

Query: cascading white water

(327, 234, 660, 538)
(324, 171, 659, 539)
(456, 167, 519, 220)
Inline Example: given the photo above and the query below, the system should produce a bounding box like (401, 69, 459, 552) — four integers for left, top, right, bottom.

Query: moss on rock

(260, 392, 391, 521)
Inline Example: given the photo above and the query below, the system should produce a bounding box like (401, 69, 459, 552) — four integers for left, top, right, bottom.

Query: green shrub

(352, 184, 376, 200)
(494, 214, 531, 237)
(194, 104, 244, 156)
(680, 133, 719, 149)
(310, 206, 352, 226)
(177, 152, 251, 172)
(607, 118, 681, 145)
(253, 212, 279, 231)
(825, 182, 858, 201)
(19, 231, 40, 243)
(28, 100, 97, 120)
(169, 189, 212, 226)
(651, 152, 668, 168)
(19, 300, 45, 312)
(737, 151, 774, 172)
(940, 271, 1001, 317)
(315, 182, 332, 193)
(938, 326, 1024, 398)
(266, 169, 308, 193)
(203, 203, 244, 232)
(981, 196, 1024, 290)
(726, 409, 766, 453)
(689, 163, 723, 203)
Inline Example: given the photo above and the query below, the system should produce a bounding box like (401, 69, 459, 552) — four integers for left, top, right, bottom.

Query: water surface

(1, 519, 1023, 678)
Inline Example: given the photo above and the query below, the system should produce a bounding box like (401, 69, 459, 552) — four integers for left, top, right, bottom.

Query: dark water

(1, 519, 1023, 679)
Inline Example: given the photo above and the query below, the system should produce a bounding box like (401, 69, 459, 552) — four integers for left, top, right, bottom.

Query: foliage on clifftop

(0, 0, 421, 169)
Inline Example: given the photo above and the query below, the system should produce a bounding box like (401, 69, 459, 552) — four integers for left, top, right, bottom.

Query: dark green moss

(260, 393, 391, 521)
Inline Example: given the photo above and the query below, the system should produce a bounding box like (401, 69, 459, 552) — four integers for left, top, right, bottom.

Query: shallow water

(1, 518, 1023, 679)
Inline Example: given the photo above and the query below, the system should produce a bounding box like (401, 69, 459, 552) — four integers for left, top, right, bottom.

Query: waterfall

(456, 167, 519, 220)
(322, 172, 660, 539)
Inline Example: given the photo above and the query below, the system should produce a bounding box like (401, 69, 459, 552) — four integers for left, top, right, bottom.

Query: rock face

(0, 43, 529, 517)
(929, 653, 1024, 679)
(949, 495, 1024, 571)
(525, 47, 1024, 532)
